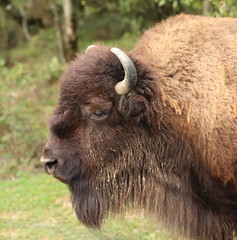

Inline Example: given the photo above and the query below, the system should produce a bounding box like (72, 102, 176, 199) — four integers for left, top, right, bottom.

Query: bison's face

(41, 46, 159, 227)
(41, 95, 126, 184)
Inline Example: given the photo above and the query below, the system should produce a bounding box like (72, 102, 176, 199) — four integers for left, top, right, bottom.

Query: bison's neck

(103, 122, 237, 239)
(138, 121, 237, 239)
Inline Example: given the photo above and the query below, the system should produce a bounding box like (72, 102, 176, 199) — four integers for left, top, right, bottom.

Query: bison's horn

(111, 47, 137, 95)
(86, 45, 97, 52)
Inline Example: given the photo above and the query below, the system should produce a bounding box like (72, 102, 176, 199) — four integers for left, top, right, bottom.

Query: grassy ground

(0, 172, 170, 240)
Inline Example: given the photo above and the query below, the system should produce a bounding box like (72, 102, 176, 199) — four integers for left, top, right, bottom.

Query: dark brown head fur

(41, 14, 237, 240)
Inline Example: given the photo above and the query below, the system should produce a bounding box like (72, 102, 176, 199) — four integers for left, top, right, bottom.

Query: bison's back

(132, 14, 237, 184)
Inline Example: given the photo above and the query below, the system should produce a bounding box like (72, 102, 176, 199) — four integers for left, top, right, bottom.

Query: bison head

(41, 45, 161, 228)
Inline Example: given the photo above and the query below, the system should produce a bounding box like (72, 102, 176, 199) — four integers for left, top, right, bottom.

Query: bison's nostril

(46, 159, 58, 169)
(45, 159, 58, 174)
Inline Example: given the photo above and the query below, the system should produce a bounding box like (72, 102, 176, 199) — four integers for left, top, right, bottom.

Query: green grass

(0, 172, 170, 240)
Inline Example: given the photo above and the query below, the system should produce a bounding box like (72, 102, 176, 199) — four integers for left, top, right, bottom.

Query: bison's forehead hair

(59, 46, 125, 102)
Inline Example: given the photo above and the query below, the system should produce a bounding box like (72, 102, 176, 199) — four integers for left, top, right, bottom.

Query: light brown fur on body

(132, 14, 237, 185)
(41, 14, 237, 240)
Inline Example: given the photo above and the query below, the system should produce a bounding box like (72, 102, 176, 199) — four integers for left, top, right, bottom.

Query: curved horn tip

(111, 47, 137, 95)
(86, 45, 98, 52)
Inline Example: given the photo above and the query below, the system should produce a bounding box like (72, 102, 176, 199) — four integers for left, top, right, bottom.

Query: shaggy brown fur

(41, 14, 237, 240)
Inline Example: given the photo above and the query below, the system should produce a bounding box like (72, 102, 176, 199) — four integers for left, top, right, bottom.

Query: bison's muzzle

(40, 146, 69, 183)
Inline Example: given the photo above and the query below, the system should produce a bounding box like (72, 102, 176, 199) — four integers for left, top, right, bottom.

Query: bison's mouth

(51, 173, 70, 184)
(43, 163, 69, 184)
(41, 156, 79, 184)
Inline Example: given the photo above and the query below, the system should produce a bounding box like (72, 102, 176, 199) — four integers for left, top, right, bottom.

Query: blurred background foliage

(0, 0, 237, 178)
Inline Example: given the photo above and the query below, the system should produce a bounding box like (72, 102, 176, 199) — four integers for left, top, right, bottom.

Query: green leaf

(158, 0, 167, 7)
(172, 0, 178, 9)
(0, 58, 6, 67)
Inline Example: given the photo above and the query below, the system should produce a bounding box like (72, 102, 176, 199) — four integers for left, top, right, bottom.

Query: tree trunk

(0, 7, 9, 65)
(63, 0, 77, 61)
(19, 6, 31, 41)
(51, 2, 66, 64)
(202, 0, 210, 16)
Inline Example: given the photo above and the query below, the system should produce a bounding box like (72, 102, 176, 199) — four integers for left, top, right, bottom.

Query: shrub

(0, 55, 63, 177)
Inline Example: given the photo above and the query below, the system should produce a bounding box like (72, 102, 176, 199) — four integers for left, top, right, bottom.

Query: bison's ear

(123, 95, 148, 121)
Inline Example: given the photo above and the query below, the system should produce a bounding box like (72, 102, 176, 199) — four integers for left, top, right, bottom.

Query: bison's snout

(41, 147, 63, 176)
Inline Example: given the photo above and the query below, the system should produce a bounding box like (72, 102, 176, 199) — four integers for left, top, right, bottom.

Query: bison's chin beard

(68, 178, 110, 229)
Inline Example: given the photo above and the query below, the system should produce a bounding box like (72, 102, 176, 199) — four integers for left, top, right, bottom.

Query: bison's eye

(89, 110, 107, 119)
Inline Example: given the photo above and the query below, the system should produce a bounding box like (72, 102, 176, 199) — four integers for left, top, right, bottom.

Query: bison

(41, 14, 237, 240)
